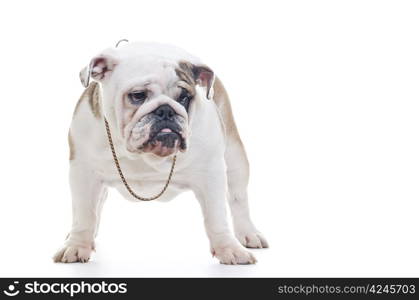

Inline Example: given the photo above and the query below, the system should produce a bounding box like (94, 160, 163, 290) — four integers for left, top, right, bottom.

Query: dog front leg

(193, 164, 257, 265)
(53, 164, 106, 263)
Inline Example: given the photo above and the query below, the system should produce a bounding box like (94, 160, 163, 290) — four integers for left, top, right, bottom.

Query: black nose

(153, 104, 175, 120)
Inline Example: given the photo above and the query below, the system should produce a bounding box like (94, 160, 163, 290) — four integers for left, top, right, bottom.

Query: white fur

(53, 42, 266, 264)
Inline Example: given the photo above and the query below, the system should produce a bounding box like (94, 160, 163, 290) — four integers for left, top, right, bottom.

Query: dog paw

(235, 229, 269, 249)
(212, 244, 257, 265)
(53, 245, 93, 263)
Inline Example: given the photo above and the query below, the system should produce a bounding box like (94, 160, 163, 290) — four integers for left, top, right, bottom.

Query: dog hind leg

(213, 78, 268, 249)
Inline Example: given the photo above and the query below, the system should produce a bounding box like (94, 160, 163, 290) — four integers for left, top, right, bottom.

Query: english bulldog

(53, 42, 268, 265)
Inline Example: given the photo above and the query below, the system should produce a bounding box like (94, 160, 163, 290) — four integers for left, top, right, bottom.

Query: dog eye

(177, 88, 191, 105)
(129, 91, 147, 105)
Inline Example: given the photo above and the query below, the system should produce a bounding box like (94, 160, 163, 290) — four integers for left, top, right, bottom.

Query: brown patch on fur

(212, 77, 242, 144)
(213, 77, 250, 180)
(176, 61, 195, 86)
(68, 130, 75, 160)
(176, 62, 196, 97)
(73, 82, 102, 119)
(175, 62, 197, 97)
(90, 82, 102, 118)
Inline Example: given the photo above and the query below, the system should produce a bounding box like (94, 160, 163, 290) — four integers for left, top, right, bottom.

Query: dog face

(81, 44, 214, 157)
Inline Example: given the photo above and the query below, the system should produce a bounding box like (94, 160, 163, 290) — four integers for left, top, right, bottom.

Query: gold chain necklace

(104, 118, 177, 201)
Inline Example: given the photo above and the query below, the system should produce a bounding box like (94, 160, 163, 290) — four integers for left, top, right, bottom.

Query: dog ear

(79, 65, 90, 88)
(192, 65, 214, 100)
(79, 55, 119, 88)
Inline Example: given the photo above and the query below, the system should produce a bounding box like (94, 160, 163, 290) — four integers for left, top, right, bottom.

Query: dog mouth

(149, 128, 184, 148)
(140, 121, 186, 156)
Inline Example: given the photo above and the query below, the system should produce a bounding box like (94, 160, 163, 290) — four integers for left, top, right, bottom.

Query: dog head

(80, 42, 214, 157)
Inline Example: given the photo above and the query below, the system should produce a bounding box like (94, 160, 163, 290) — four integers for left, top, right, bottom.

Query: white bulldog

(53, 42, 268, 264)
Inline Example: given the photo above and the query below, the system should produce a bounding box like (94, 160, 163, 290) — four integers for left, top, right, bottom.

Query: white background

(0, 0, 418, 277)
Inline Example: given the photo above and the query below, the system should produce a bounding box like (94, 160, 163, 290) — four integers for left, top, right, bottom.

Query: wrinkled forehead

(111, 56, 179, 92)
